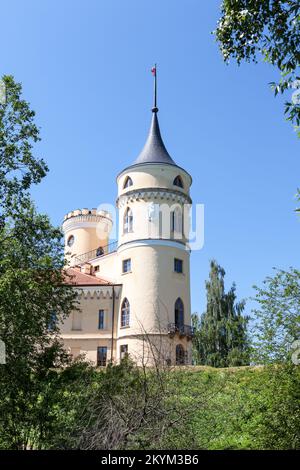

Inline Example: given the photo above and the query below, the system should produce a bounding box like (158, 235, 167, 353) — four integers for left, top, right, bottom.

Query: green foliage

(40, 357, 186, 450)
(0, 76, 77, 449)
(215, 1, 300, 136)
(161, 365, 300, 450)
(252, 267, 300, 363)
(0, 75, 47, 221)
(193, 260, 250, 367)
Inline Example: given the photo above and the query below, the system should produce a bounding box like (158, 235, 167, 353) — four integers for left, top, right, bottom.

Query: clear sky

(1, 0, 299, 315)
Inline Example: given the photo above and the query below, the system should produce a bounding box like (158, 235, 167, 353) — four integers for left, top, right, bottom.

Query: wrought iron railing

(167, 323, 195, 338)
(74, 240, 118, 265)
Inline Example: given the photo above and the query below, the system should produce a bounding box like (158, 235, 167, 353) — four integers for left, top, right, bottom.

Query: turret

(62, 208, 113, 266)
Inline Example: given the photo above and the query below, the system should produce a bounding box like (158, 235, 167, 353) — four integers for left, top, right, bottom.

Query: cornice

(116, 187, 192, 208)
(75, 285, 122, 300)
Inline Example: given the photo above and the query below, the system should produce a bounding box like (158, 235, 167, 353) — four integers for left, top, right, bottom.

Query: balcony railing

(167, 323, 195, 339)
(74, 240, 118, 265)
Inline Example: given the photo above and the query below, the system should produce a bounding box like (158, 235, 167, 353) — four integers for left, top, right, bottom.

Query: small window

(122, 258, 131, 273)
(123, 176, 133, 189)
(174, 258, 183, 273)
(176, 344, 185, 365)
(98, 310, 105, 329)
(67, 235, 75, 247)
(121, 298, 130, 328)
(94, 265, 99, 273)
(97, 346, 107, 367)
(173, 175, 184, 188)
(120, 344, 128, 359)
(124, 207, 133, 233)
(48, 311, 57, 331)
(72, 312, 82, 331)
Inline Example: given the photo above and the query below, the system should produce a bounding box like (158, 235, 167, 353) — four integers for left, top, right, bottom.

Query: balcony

(74, 240, 118, 265)
(167, 323, 195, 340)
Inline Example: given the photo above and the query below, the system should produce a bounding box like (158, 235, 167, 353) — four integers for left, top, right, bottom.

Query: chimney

(81, 263, 91, 275)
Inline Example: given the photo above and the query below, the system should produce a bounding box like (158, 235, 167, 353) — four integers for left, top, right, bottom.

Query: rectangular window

(72, 312, 82, 331)
(48, 311, 57, 331)
(98, 309, 105, 329)
(94, 265, 99, 273)
(120, 344, 128, 359)
(174, 258, 183, 273)
(122, 258, 131, 273)
(97, 346, 107, 367)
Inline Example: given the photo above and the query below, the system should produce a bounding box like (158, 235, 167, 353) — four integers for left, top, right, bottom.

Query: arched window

(176, 344, 185, 365)
(123, 176, 133, 189)
(124, 207, 133, 233)
(121, 298, 130, 327)
(173, 175, 184, 188)
(175, 298, 184, 329)
(171, 206, 183, 236)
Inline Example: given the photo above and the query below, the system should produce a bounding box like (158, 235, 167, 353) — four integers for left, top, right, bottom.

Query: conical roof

(134, 110, 176, 165)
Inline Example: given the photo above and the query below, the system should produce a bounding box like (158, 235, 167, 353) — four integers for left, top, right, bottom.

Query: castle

(60, 69, 194, 366)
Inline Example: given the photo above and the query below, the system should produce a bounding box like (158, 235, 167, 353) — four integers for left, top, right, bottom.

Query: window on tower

(176, 344, 185, 365)
(174, 258, 183, 273)
(121, 298, 130, 328)
(67, 235, 75, 247)
(171, 206, 183, 236)
(173, 175, 184, 189)
(175, 298, 184, 330)
(122, 258, 132, 273)
(123, 176, 133, 189)
(123, 207, 133, 233)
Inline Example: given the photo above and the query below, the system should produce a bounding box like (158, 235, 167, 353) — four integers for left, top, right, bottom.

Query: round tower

(62, 208, 113, 266)
(116, 67, 193, 365)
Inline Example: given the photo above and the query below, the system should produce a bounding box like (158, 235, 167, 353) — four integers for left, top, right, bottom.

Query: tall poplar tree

(193, 260, 250, 367)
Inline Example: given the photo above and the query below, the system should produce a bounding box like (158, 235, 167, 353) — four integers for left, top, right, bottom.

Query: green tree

(215, 0, 300, 136)
(0, 75, 47, 222)
(193, 260, 250, 367)
(0, 76, 77, 449)
(252, 267, 300, 364)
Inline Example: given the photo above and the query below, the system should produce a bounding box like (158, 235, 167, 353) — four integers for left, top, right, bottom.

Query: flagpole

(153, 63, 158, 112)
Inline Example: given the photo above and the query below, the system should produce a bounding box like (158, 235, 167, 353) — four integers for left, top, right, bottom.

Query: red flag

(151, 66, 156, 76)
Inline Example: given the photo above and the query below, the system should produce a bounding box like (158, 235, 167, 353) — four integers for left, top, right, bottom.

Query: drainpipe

(111, 285, 115, 363)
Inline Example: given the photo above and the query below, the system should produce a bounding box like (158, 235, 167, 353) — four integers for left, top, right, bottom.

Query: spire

(134, 65, 176, 166)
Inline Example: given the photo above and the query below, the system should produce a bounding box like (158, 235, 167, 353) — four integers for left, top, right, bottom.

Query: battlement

(63, 208, 112, 222)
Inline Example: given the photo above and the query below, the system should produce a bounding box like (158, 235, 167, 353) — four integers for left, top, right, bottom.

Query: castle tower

(62, 208, 113, 266)
(116, 66, 193, 365)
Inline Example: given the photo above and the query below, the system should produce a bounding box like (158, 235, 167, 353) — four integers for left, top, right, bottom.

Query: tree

(0, 75, 47, 222)
(252, 267, 300, 364)
(215, 1, 300, 136)
(193, 260, 250, 367)
(0, 76, 77, 449)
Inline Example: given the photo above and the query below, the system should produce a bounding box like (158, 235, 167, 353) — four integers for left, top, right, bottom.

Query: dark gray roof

(134, 111, 176, 165)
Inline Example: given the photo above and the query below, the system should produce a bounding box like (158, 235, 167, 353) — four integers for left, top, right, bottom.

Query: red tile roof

(64, 267, 112, 286)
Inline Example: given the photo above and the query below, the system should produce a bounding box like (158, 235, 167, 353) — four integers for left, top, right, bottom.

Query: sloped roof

(63, 267, 112, 286)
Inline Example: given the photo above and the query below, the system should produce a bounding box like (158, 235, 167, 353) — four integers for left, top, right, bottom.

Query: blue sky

(1, 0, 299, 315)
